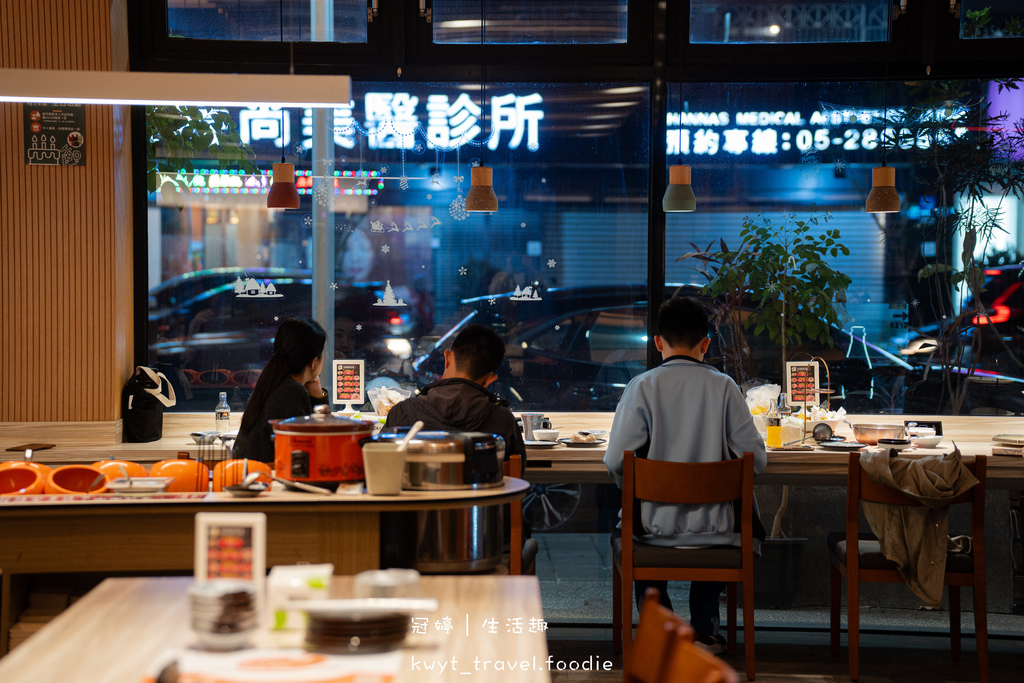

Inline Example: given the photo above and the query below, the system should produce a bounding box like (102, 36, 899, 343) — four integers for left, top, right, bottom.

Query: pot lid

(271, 405, 373, 434)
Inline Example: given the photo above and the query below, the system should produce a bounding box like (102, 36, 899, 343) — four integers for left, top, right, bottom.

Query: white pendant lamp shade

(662, 164, 696, 213)
(465, 166, 498, 213)
(865, 165, 900, 214)
(267, 162, 300, 209)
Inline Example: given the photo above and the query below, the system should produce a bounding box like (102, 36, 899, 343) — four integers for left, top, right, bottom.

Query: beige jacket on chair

(858, 448, 979, 608)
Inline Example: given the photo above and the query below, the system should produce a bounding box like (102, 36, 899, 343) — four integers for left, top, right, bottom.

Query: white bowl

(911, 435, 943, 448)
(532, 429, 560, 442)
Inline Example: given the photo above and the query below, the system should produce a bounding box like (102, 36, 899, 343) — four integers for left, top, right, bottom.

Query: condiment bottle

(777, 392, 791, 417)
(215, 392, 230, 432)
(766, 398, 782, 448)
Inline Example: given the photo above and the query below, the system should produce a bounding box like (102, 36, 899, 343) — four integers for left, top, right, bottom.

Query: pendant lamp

(663, 164, 696, 213)
(466, 0, 498, 213)
(266, 0, 299, 210)
(865, 165, 900, 213)
(866, 17, 900, 214)
(267, 161, 300, 209)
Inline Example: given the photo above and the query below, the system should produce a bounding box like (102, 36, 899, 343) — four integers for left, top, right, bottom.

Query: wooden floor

(546, 627, 1022, 682)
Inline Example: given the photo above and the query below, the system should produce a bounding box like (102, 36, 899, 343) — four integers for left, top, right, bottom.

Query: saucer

(559, 438, 607, 448)
(820, 441, 867, 450)
(525, 440, 560, 449)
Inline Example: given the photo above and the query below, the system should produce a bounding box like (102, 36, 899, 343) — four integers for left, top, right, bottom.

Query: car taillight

(971, 281, 1020, 325)
(972, 305, 1011, 325)
(389, 316, 402, 325)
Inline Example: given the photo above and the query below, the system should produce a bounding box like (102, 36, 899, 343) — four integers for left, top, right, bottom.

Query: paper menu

(786, 361, 820, 408)
(333, 360, 365, 407)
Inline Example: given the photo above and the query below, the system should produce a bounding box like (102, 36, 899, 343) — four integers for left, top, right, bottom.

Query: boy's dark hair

(657, 296, 709, 349)
(451, 324, 506, 381)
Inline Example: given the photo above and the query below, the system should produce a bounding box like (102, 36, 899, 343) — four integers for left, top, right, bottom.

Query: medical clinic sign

(236, 90, 544, 155)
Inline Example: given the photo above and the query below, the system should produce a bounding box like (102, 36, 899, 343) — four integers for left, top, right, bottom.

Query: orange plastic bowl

(212, 459, 273, 492)
(0, 460, 53, 477)
(91, 460, 150, 482)
(149, 459, 210, 492)
(44, 465, 107, 495)
(0, 465, 44, 495)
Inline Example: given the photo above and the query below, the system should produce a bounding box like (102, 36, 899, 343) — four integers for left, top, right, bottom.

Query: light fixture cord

(881, 8, 891, 168)
(279, 0, 286, 164)
(480, 0, 486, 164)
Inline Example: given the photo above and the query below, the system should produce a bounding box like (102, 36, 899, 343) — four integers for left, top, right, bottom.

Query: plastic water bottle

(215, 392, 230, 432)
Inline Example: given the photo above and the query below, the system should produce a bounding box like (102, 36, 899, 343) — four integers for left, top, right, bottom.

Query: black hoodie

(382, 378, 526, 463)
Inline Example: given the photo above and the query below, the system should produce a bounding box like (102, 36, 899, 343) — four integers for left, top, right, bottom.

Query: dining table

(0, 574, 554, 683)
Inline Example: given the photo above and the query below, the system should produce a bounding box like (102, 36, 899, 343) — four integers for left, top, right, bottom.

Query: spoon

(397, 420, 424, 452)
(241, 471, 261, 488)
(118, 464, 131, 485)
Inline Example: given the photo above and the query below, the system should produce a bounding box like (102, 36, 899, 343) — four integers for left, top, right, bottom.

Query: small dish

(524, 440, 560, 449)
(190, 431, 222, 445)
(878, 438, 913, 451)
(558, 437, 607, 448)
(224, 482, 269, 498)
(992, 434, 1024, 446)
(820, 441, 867, 450)
(911, 435, 943, 448)
(106, 476, 174, 497)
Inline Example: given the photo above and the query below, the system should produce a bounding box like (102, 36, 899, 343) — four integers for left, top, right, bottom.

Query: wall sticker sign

(24, 103, 85, 166)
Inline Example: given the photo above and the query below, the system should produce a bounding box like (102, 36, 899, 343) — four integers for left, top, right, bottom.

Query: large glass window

(432, 0, 628, 44)
(146, 82, 650, 413)
(665, 80, 1024, 416)
(167, 0, 368, 42)
(689, 1, 889, 44)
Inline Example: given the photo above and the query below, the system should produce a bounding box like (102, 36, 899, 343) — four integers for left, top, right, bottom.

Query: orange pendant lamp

(267, 161, 300, 209)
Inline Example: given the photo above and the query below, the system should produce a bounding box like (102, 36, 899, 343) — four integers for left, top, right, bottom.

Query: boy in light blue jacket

(604, 296, 766, 653)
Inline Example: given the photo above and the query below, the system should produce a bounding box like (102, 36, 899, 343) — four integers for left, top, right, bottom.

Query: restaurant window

(145, 82, 650, 413)
(959, 0, 1024, 39)
(665, 79, 1024, 416)
(166, 0, 368, 43)
(431, 0, 628, 44)
(689, 1, 889, 43)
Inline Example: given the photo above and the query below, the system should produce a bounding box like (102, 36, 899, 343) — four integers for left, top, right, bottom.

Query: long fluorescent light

(0, 69, 351, 108)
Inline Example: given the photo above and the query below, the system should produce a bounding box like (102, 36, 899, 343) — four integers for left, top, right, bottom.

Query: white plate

(993, 434, 1024, 446)
(819, 441, 867, 450)
(525, 440, 560, 449)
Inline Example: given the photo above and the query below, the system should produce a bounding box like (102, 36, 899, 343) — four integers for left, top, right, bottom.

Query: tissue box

(266, 563, 333, 630)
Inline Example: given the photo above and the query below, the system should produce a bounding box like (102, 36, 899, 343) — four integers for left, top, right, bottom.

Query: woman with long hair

(233, 318, 328, 464)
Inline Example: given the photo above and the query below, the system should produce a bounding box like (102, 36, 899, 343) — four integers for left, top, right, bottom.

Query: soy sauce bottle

(215, 392, 230, 432)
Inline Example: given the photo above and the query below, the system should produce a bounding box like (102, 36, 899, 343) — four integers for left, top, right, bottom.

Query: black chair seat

(827, 532, 974, 573)
(613, 535, 743, 570)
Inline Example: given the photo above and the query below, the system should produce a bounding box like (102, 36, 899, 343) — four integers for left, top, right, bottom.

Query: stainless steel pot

(850, 423, 907, 446)
(374, 431, 505, 573)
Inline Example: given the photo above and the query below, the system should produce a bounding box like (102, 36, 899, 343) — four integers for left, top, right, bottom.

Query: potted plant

(680, 208, 853, 608)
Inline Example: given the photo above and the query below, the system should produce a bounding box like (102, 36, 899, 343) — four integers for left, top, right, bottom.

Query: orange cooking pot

(271, 405, 373, 491)
(0, 465, 45, 495)
(91, 459, 150, 482)
(45, 465, 107, 495)
(0, 459, 53, 478)
(212, 459, 273, 491)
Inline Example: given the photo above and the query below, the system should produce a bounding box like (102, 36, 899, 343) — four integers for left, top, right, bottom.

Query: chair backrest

(622, 451, 755, 552)
(625, 588, 692, 683)
(846, 452, 986, 571)
(503, 453, 523, 575)
(661, 625, 740, 683)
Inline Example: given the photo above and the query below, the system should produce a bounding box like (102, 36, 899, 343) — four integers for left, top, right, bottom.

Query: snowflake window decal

(458, 266, 468, 276)
(547, 259, 557, 268)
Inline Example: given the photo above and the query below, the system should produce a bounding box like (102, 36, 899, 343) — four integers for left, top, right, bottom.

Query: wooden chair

(503, 453, 538, 575)
(612, 451, 756, 681)
(662, 624, 740, 683)
(625, 588, 692, 683)
(828, 452, 987, 682)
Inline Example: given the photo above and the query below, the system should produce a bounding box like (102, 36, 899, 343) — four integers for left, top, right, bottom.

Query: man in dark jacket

(383, 324, 526, 463)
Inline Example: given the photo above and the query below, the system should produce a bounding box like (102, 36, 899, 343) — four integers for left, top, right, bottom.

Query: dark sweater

(233, 377, 328, 464)
(383, 378, 526, 463)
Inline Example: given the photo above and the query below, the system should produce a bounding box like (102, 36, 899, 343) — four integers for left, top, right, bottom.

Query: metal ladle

(779, 422, 835, 448)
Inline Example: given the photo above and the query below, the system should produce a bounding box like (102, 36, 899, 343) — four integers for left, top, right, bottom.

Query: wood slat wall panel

(0, 0, 133, 426)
